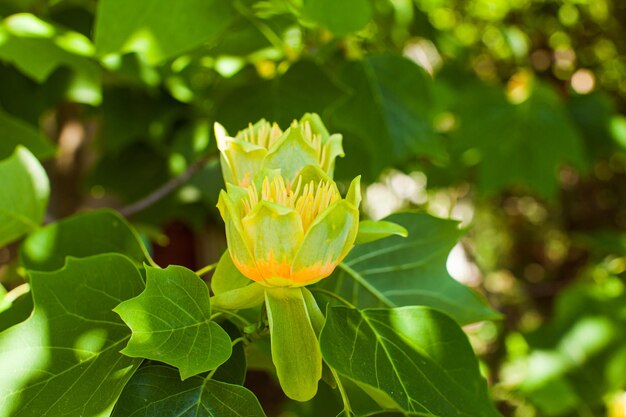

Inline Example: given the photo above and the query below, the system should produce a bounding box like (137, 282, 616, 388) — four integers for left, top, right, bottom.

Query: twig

(118, 154, 214, 218)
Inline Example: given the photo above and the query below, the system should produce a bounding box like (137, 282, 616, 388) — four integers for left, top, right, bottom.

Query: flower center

(242, 175, 340, 232)
(238, 121, 283, 149)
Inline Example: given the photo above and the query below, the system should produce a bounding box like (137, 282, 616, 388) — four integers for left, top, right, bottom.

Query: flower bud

(215, 113, 344, 187)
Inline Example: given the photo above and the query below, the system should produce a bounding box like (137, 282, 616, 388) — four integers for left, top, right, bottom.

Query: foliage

(1, 0, 626, 416)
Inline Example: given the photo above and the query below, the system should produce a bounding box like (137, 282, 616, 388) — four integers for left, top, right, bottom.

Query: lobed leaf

(115, 265, 232, 379)
(113, 364, 266, 417)
(0, 254, 144, 417)
(320, 306, 502, 417)
(321, 212, 499, 325)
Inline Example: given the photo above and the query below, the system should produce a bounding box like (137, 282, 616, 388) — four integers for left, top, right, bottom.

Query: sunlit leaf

(320, 306, 501, 416)
(0, 14, 101, 104)
(94, 0, 236, 64)
(115, 265, 232, 379)
(303, 0, 372, 36)
(0, 254, 144, 417)
(0, 284, 32, 332)
(321, 212, 498, 325)
(0, 146, 49, 248)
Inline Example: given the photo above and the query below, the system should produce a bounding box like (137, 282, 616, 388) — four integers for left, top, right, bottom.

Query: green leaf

(0, 146, 49, 248)
(321, 212, 498, 325)
(332, 55, 443, 179)
(0, 14, 101, 105)
(115, 265, 232, 379)
(355, 220, 408, 244)
(451, 81, 587, 199)
(0, 254, 144, 417)
(112, 364, 267, 417)
(303, 0, 372, 36)
(520, 278, 626, 414)
(216, 61, 343, 132)
(212, 321, 247, 385)
(20, 208, 151, 271)
(265, 286, 322, 402)
(320, 306, 501, 417)
(0, 284, 32, 332)
(94, 0, 236, 64)
(0, 109, 55, 160)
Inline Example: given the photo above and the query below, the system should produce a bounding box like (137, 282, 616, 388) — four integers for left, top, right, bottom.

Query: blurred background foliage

(1, 0, 626, 415)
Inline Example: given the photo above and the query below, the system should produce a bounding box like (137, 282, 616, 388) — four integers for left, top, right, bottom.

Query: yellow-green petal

(216, 191, 263, 282)
(291, 200, 359, 284)
(300, 113, 330, 139)
(346, 175, 362, 208)
(242, 201, 304, 283)
(216, 122, 268, 186)
(265, 127, 319, 182)
(295, 164, 334, 186)
(321, 133, 344, 175)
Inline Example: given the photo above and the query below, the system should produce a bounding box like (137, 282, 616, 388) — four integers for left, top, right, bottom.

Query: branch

(118, 153, 215, 218)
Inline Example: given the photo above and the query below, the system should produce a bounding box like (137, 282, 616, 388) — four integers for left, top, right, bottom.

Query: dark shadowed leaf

(0, 109, 55, 160)
(451, 81, 587, 199)
(216, 61, 344, 132)
(332, 54, 443, 179)
(112, 364, 267, 417)
(20, 209, 150, 271)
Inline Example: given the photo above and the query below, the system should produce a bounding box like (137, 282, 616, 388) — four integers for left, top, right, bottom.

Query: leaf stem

(212, 307, 253, 326)
(231, 336, 246, 347)
(310, 288, 357, 309)
(196, 262, 218, 276)
(329, 367, 352, 415)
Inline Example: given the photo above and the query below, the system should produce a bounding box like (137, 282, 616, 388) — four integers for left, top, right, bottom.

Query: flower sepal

(265, 286, 322, 402)
(210, 250, 265, 310)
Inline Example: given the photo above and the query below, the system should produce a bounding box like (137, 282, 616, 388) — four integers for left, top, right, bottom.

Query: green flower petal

(217, 190, 262, 281)
(321, 133, 344, 176)
(346, 175, 362, 208)
(291, 200, 359, 283)
(300, 113, 330, 140)
(215, 122, 268, 186)
(265, 127, 319, 182)
(295, 164, 334, 186)
(242, 201, 304, 281)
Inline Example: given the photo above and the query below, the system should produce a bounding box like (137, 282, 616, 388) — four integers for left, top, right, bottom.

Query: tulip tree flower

(214, 168, 360, 402)
(217, 172, 360, 287)
(215, 113, 344, 187)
